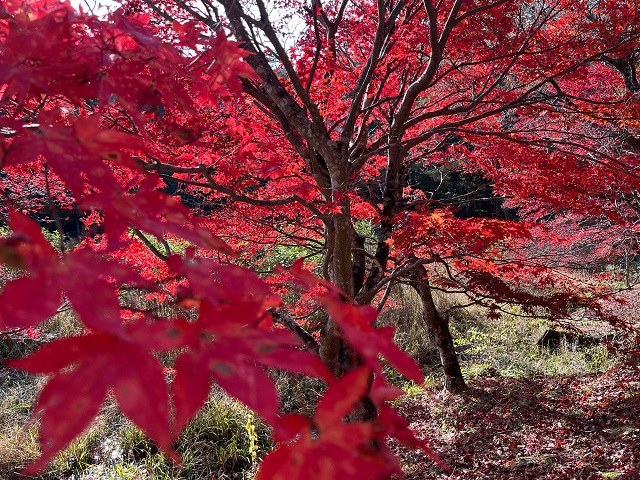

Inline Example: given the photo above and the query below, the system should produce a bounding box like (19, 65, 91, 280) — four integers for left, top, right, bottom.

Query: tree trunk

(319, 191, 377, 421)
(409, 267, 467, 393)
(320, 169, 356, 377)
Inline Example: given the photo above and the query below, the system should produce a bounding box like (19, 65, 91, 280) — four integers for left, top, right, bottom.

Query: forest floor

(2, 360, 638, 479)
(391, 366, 640, 480)
(2, 287, 639, 479)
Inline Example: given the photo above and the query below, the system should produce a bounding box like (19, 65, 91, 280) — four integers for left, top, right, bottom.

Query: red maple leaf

(0, 212, 150, 333)
(257, 367, 403, 480)
(6, 331, 176, 473)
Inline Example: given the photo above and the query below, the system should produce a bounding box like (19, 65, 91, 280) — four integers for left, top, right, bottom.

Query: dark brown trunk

(320, 168, 356, 377)
(409, 268, 467, 393)
(603, 56, 640, 92)
(319, 314, 377, 421)
(320, 192, 377, 421)
(319, 316, 344, 377)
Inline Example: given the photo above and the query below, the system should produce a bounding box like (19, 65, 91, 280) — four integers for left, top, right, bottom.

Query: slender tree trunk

(408, 268, 467, 393)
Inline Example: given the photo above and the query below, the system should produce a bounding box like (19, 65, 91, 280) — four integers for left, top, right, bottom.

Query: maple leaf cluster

(3, 0, 640, 477)
(0, 1, 439, 477)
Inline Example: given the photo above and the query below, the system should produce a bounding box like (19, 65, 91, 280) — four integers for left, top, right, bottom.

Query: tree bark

(602, 55, 640, 92)
(408, 267, 467, 393)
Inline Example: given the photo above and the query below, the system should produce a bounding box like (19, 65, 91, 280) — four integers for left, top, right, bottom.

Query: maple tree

(130, 0, 640, 391)
(1, 0, 640, 477)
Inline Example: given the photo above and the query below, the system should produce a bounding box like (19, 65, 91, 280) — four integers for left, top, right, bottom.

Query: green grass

(271, 371, 326, 417)
(447, 308, 616, 379)
(0, 369, 42, 474)
(0, 369, 272, 479)
(383, 286, 619, 393)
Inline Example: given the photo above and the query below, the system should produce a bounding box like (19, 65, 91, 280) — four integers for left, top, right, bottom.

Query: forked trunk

(409, 268, 467, 393)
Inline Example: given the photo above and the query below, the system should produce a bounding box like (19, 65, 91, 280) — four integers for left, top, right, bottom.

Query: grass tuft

(382, 285, 619, 386)
(0, 375, 272, 479)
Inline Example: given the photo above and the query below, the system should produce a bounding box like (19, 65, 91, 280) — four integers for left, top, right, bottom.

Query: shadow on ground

(393, 368, 640, 479)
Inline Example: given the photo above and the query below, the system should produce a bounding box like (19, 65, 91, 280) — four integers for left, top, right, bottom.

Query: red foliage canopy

(1, 0, 640, 477)
(0, 2, 440, 476)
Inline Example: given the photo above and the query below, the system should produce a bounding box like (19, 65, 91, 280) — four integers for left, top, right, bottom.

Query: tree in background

(1, 0, 640, 477)
(124, 0, 640, 391)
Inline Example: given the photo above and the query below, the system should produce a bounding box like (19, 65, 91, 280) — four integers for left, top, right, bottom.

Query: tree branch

(270, 309, 320, 355)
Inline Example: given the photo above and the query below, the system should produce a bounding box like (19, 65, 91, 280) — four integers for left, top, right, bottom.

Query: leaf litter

(390, 367, 640, 479)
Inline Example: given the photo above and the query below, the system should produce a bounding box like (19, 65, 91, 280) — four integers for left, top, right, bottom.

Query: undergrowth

(0, 311, 272, 479)
(383, 286, 620, 395)
(0, 285, 629, 479)
(0, 381, 272, 480)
